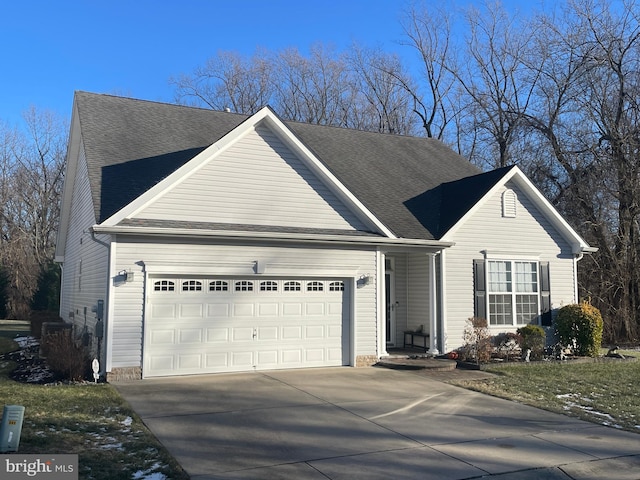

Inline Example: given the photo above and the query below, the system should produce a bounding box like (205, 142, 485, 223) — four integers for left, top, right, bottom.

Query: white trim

(482, 250, 542, 261)
(55, 101, 84, 260)
(440, 250, 448, 353)
(377, 250, 387, 357)
(90, 224, 454, 249)
(485, 258, 541, 327)
(573, 256, 579, 302)
(428, 253, 439, 354)
(105, 240, 116, 373)
(99, 107, 396, 238)
(441, 166, 593, 255)
(140, 260, 362, 277)
(349, 276, 356, 367)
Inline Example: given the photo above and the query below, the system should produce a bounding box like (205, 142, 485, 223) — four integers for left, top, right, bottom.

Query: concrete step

(376, 357, 457, 371)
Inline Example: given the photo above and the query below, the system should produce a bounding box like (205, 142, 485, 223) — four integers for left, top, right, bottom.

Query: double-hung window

(487, 260, 539, 326)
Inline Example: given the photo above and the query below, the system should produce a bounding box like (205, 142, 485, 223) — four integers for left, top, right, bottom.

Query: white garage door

(144, 277, 350, 377)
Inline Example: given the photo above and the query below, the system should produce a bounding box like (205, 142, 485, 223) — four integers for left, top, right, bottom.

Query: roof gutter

(90, 225, 455, 249)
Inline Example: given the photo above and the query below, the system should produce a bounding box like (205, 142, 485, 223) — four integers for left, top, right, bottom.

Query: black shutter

(473, 259, 487, 319)
(539, 262, 552, 326)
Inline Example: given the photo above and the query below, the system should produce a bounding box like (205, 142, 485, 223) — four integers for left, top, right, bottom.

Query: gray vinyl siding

(58, 145, 110, 355)
(443, 181, 576, 351)
(407, 253, 430, 334)
(135, 125, 369, 231)
(379, 252, 432, 347)
(389, 255, 407, 346)
(109, 237, 378, 370)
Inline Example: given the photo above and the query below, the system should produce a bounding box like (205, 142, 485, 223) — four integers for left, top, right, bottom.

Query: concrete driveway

(115, 367, 640, 479)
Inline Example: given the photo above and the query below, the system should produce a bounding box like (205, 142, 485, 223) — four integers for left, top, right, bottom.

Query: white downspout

(105, 240, 116, 373)
(574, 252, 584, 302)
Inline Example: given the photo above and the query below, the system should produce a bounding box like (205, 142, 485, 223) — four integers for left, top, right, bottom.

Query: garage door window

(307, 281, 324, 291)
(209, 280, 229, 291)
(154, 280, 175, 291)
(284, 281, 301, 291)
(182, 280, 203, 291)
(329, 281, 344, 291)
(235, 280, 254, 291)
(260, 280, 278, 291)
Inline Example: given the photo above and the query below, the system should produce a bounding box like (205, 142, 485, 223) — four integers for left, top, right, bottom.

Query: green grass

(453, 353, 640, 432)
(0, 321, 189, 480)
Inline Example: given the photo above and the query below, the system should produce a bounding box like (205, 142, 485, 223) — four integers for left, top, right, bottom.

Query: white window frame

(487, 259, 540, 326)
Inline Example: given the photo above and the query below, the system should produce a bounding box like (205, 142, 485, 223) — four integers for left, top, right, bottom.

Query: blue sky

(1, 0, 532, 125)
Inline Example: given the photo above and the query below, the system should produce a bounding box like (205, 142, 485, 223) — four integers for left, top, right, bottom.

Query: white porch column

(428, 252, 440, 355)
(377, 250, 388, 357)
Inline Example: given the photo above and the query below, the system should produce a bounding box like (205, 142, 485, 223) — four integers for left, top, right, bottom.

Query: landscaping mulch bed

(1, 336, 61, 384)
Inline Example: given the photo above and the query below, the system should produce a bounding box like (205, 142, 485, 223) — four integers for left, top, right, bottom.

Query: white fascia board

(100, 107, 395, 238)
(55, 100, 83, 259)
(440, 165, 594, 255)
(91, 224, 452, 249)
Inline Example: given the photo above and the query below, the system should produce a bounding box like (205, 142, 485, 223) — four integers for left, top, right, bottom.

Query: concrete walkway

(115, 367, 640, 479)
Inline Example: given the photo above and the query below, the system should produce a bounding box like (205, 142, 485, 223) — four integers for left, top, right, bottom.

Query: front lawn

(0, 323, 189, 480)
(453, 354, 640, 432)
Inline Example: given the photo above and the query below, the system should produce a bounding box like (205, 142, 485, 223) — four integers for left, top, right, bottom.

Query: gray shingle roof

(75, 91, 502, 240)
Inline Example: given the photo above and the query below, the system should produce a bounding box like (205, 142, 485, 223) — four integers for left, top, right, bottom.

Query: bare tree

(0, 108, 66, 318)
(516, 0, 640, 342)
(347, 45, 418, 134)
(272, 44, 355, 126)
(172, 49, 274, 113)
(399, 4, 457, 140)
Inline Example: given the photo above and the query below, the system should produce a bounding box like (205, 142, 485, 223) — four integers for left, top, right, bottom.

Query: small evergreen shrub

(517, 324, 546, 360)
(555, 302, 603, 357)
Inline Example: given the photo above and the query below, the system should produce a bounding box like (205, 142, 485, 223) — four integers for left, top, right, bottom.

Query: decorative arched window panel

(154, 280, 175, 292)
(209, 280, 228, 292)
(235, 280, 254, 292)
(260, 281, 278, 291)
(284, 281, 301, 291)
(306, 281, 324, 292)
(502, 189, 517, 218)
(182, 280, 203, 291)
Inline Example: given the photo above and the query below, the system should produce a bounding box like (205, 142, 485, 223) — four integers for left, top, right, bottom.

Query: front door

(385, 258, 396, 346)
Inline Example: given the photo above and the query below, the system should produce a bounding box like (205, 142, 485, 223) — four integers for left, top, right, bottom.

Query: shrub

(493, 332, 522, 361)
(517, 324, 546, 360)
(555, 302, 603, 357)
(461, 317, 492, 364)
(41, 330, 91, 381)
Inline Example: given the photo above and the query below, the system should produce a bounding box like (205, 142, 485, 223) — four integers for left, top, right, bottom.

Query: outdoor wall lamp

(118, 269, 134, 283)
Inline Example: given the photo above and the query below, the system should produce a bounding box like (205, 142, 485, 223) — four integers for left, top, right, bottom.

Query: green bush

(517, 324, 546, 360)
(555, 302, 603, 357)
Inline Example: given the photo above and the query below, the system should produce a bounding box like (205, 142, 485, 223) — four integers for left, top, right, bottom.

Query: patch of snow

(100, 441, 123, 450)
(122, 416, 133, 427)
(558, 396, 623, 428)
(133, 462, 167, 480)
(13, 336, 38, 348)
